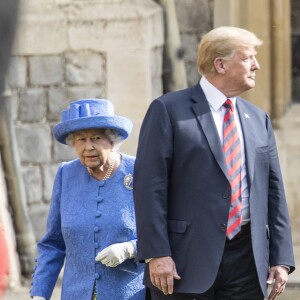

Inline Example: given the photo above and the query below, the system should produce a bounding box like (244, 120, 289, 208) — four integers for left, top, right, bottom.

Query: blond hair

(197, 26, 263, 76)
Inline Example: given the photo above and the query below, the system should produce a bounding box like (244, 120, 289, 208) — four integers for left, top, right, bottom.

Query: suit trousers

(149, 223, 265, 300)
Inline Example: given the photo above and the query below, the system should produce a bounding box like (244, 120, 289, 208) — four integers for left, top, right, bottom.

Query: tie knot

(223, 99, 233, 111)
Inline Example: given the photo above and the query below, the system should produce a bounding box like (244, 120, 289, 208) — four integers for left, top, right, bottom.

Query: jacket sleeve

(133, 99, 173, 262)
(30, 164, 66, 299)
(266, 114, 295, 273)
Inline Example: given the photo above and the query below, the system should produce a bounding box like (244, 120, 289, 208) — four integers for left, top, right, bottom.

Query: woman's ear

(214, 58, 226, 74)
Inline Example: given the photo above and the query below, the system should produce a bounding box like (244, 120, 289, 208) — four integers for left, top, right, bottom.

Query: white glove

(32, 297, 46, 300)
(95, 241, 135, 267)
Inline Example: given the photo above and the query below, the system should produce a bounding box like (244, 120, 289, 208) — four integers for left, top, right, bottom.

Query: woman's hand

(32, 296, 46, 300)
(95, 241, 135, 267)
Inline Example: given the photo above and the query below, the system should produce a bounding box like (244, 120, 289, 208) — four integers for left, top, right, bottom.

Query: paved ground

(4, 250, 299, 300)
(3, 285, 61, 300)
(3, 285, 300, 300)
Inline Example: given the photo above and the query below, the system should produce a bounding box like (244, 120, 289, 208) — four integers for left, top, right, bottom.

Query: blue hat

(53, 99, 133, 144)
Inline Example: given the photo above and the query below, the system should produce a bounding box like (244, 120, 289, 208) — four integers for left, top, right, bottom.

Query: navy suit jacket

(133, 84, 295, 297)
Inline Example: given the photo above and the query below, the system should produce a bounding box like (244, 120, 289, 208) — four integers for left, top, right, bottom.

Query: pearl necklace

(87, 152, 116, 180)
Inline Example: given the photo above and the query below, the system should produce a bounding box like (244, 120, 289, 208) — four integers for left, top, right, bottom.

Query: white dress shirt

(200, 76, 250, 224)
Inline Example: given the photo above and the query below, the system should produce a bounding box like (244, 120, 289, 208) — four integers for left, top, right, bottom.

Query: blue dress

(30, 153, 145, 300)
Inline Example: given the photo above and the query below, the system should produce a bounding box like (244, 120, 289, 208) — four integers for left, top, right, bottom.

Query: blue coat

(133, 84, 295, 298)
(30, 153, 145, 300)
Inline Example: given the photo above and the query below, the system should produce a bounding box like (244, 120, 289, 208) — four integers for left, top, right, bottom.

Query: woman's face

(73, 128, 113, 169)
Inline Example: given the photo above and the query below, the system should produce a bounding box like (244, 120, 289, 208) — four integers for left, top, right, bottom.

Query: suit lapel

(189, 85, 257, 188)
(236, 98, 256, 187)
(190, 84, 229, 180)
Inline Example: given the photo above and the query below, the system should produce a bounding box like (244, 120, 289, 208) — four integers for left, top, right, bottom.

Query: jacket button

(95, 211, 101, 217)
(222, 192, 229, 199)
(94, 226, 100, 233)
(220, 223, 227, 231)
(99, 182, 105, 187)
(95, 273, 100, 279)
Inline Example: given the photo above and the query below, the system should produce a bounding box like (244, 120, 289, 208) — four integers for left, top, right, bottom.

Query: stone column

(214, 0, 292, 122)
(214, 0, 272, 114)
(270, 0, 292, 123)
(155, 0, 187, 92)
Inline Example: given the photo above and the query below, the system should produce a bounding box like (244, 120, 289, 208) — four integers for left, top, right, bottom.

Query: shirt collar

(199, 76, 237, 112)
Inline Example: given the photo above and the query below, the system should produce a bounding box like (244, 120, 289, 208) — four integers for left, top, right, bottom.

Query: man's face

(223, 47, 260, 95)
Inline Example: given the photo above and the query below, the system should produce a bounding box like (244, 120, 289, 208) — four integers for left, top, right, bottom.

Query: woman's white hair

(65, 128, 123, 150)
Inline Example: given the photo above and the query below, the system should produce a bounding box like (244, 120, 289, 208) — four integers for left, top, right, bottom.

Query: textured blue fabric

(30, 153, 145, 300)
(53, 99, 133, 144)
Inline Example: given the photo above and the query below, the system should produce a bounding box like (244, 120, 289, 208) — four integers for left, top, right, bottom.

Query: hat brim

(53, 115, 133, 144)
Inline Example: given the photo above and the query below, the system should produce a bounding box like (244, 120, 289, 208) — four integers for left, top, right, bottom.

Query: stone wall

(3, 0, 300, 284)
(175, 0, 213, 86)
(7, 0, 213, 241)
(7, 0, 164, 240)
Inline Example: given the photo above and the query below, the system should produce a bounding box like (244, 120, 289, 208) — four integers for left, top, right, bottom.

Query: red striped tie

(223, 99, 242, 239)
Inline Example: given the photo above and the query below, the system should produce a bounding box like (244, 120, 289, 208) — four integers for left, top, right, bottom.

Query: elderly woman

(30, 99, 145, 300)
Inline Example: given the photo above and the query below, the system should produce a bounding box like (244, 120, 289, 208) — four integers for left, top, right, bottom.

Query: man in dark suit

(133, 26, 295, 300)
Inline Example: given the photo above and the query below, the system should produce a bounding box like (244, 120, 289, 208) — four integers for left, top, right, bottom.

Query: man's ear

(214, 58, 226, 74)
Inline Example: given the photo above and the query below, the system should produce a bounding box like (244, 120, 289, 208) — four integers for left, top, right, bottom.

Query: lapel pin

(123, 174, 133, 190)
(244, 113, 250, 119)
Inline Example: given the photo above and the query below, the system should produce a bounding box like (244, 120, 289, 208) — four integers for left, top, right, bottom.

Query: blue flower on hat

(53, 99, 133, 144)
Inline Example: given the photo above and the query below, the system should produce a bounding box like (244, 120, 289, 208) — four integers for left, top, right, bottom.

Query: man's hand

(149, 256, 181, 295)
(267, 265, 289, 300)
